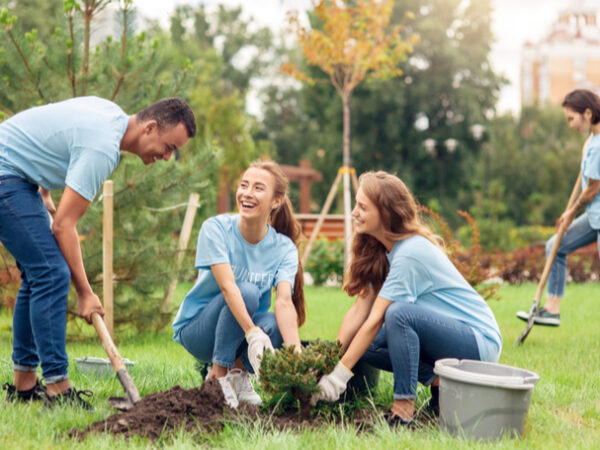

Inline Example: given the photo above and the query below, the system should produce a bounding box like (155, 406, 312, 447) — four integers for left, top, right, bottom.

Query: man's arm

(52, 186, 104, 322)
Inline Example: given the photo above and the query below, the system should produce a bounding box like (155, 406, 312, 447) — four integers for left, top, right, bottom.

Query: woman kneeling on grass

(172, 160, 305, 408)
(311, 171, 502, 426)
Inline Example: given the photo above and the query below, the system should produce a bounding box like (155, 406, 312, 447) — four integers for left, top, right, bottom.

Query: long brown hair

(248, 160, 306, 326)
(344, 171, 441, 298)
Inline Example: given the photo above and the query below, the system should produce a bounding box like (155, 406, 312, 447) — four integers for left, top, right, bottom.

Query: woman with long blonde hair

(173, 160, 305, 408)
(311, 171, 502, 426)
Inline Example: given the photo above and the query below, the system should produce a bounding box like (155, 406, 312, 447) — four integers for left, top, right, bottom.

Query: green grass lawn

(1, 282, 599, 449)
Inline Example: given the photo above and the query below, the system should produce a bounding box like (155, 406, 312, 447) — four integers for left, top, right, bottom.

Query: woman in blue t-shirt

(172, 160, 305, 408)
(310, 171, 502, 426)
(517, 89, 600, 327)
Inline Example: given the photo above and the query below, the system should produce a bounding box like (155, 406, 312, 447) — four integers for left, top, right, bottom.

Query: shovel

(91, 312, 141, 410)
(514, 171, 582, 345)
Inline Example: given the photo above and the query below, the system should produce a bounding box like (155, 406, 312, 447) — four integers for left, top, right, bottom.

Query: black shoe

(516, 308, 560, 326)
(48, 387, 94, 411)
(384, 410, 418, 430)
(2, 379, 48, 403)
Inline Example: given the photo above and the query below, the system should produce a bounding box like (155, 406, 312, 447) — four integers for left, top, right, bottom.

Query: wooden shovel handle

(91, 312, 125, 372)
(533, 171, 582, 301)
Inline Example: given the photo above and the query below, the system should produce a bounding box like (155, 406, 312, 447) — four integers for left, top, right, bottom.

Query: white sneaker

(217, 376, 239, 409)
(227, 368, 262, 406)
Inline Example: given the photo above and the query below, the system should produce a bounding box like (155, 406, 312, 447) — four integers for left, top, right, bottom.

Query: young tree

(261, 0, 504, 229)
(282, 0, 417, 269)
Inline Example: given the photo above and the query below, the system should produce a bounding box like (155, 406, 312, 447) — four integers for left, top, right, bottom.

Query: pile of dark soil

(70, 379, 246, 441)
(70, 379, 379, 441)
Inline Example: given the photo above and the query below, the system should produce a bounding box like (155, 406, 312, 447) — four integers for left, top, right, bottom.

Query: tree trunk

(341, 91, 353, 273)
(292, 388, 312, 421)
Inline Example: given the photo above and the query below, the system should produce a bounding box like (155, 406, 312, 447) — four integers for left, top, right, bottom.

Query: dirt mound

(70, 379, 257, 441)
(70, 379, 378, 441)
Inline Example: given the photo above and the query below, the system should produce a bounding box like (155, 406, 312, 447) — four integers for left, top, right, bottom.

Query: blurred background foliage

(0, 0, 595, 329)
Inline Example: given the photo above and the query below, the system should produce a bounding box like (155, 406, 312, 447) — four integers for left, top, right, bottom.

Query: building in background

(521, 0, 600, 105)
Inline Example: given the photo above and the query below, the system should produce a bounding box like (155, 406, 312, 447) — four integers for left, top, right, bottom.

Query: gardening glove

(310, 362, 353, 405)
(245, 326, 274, 375)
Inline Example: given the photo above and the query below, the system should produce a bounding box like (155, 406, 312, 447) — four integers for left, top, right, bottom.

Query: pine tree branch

(5, 28, 45, 101)
(111, 1, 132, 101)
(67, 13, 77, 97)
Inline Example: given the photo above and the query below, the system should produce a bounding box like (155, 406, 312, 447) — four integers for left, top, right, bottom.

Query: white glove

(245, 326, 274, 375)
(310, 362, 353, 405)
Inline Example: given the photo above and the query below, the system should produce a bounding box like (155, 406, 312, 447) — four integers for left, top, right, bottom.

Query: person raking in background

(172, 160, 305, 408)
(310, 171, 502, 427)
(0, 96, 196, 409)
(517, 89, 600, 327)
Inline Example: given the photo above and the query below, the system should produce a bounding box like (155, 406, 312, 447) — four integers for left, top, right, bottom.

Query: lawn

(1, 282, 599, 449)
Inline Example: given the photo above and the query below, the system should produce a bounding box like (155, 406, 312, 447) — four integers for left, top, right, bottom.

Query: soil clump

(70, 379, 379, 442)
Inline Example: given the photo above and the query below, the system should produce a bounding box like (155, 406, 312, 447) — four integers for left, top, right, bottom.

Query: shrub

(421, 207, 508, 301)
(305, 238, 344, 286)
(259, 340, 343, 420)
(496, 242, 599, 284)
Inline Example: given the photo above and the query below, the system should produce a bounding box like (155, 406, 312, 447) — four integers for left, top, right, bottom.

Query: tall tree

(169, 4, 274, 211)
(282, 0, 417, 268)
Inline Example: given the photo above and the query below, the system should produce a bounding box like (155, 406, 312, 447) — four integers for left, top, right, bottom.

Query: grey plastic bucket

(433, 358, 539, 441)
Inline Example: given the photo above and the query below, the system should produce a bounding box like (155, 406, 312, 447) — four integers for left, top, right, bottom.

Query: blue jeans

(360, 301, 480, 400)
(0, 176, 71, 384)
(178, 282, 283, 373)
(546, 213, 599, 297)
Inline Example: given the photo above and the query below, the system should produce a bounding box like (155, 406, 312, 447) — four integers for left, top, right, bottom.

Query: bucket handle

(434, 364, 539, 388)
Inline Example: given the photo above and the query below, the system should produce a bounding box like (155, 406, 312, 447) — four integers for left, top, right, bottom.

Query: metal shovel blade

(514, 302, 539, 346)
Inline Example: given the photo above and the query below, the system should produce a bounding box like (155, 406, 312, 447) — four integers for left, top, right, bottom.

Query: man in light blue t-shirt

(0, 96, 196, 408)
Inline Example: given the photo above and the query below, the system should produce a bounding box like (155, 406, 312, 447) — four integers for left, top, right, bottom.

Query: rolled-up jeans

(178, 281, 283, 373)
(360, 301, 480, 400)
(0, 176, 71, 384)
(546, 212, 599, 298)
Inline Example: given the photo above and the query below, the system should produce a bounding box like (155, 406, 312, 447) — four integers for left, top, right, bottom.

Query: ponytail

(271, 198, 306, 326)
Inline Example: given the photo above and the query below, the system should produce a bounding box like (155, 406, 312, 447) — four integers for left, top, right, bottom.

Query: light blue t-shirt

(172, 214, 298, 343)
(0, 96, 128, 202)
(581, 134, 600, 229)
(378, 235, 502, 363)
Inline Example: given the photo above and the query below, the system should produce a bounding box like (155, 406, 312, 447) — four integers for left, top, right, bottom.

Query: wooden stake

(162, 193, 200, 309)
(301, 171, 343, 267)
(102, 180, 114, 337)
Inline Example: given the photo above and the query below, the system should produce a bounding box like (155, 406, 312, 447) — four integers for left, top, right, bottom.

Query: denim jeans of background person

(546, 213, 599, 298)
